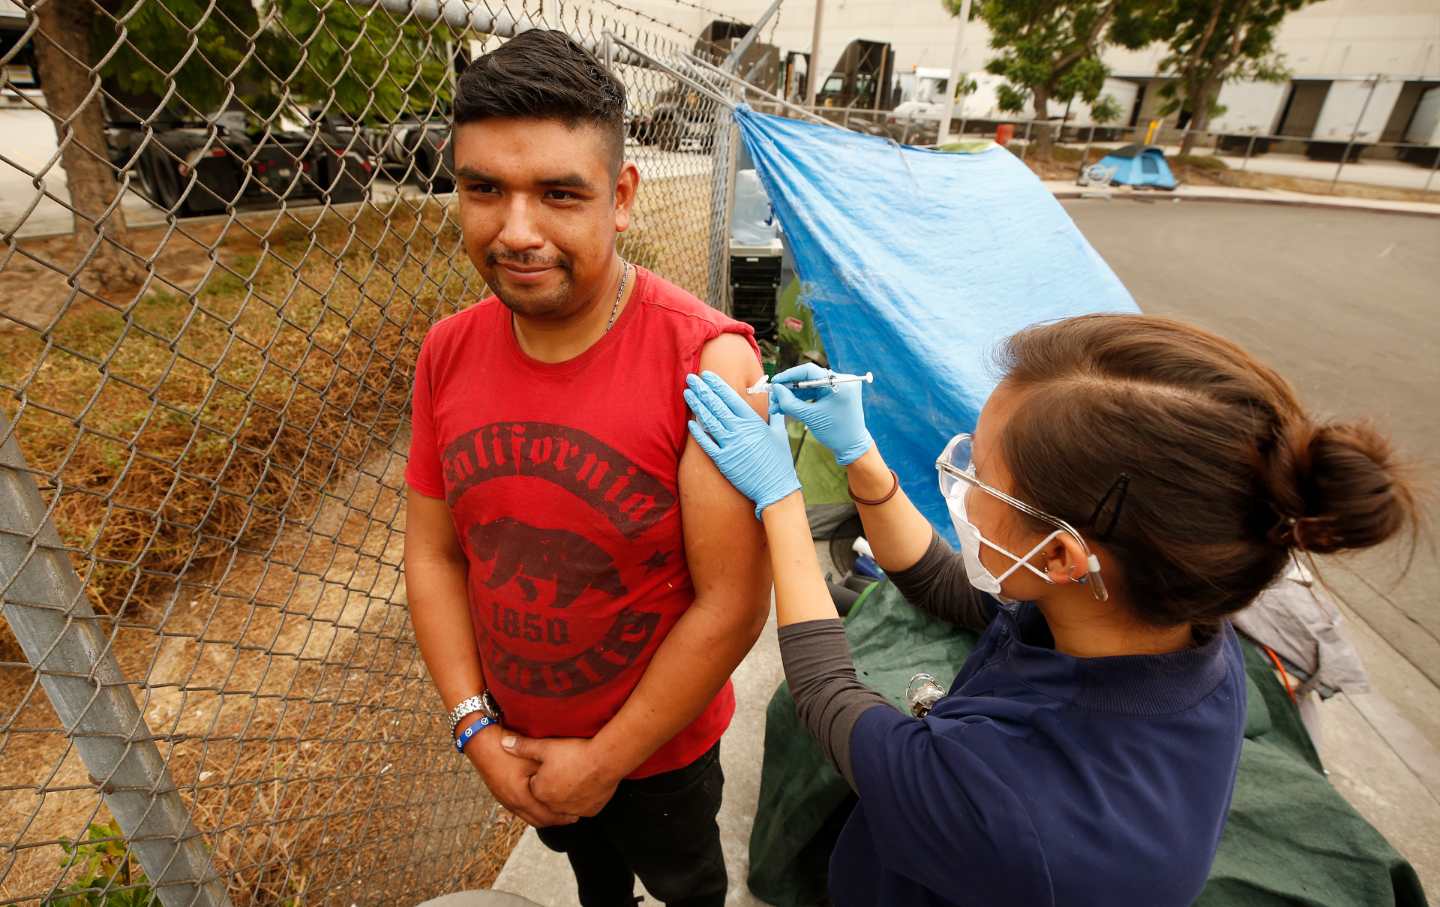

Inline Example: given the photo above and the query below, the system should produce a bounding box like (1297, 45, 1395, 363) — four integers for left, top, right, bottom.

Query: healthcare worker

(682, 314, 1416, 907)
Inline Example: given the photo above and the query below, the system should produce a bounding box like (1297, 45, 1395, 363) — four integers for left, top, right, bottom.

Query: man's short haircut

(454, 29, 626, 172)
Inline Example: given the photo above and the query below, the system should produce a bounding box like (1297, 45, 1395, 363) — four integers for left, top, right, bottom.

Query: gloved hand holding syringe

(747, 363, 876, 467)
(746, 370, 874, 395)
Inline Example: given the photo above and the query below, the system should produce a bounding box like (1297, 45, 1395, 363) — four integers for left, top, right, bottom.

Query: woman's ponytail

(1264, 420, 1417, 555)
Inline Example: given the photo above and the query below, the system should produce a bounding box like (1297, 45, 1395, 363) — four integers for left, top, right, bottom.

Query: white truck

(886, 67, 958, 142)
(885, 71, 1135, 142)
(894, 67, 952, 108)
(886, 70, 1036, 142)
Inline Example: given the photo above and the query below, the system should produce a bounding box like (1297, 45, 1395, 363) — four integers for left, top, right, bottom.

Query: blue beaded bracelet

(454, 715, 493, 754)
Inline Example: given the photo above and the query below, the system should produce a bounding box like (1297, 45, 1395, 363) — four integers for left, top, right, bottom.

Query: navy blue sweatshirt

(777, 534, 1247, 907)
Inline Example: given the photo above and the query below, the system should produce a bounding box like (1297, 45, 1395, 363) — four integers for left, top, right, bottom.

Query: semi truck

(885, 72, 1138, 143)
(630, 18, 782, 152)
(633, 24, 897, 149)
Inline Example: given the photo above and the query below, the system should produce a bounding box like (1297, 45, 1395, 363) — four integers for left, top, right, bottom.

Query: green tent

(748, 581, 1426, 907)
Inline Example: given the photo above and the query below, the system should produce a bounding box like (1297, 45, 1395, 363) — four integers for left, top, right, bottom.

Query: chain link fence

(0, 1, 738, 903)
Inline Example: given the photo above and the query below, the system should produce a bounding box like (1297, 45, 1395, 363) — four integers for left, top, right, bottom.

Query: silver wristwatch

(447, 690, 503, 735)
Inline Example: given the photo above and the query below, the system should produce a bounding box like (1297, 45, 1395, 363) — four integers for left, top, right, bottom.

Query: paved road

(1070, 198, 1440, 895)
(1065, 198, 1440, 713)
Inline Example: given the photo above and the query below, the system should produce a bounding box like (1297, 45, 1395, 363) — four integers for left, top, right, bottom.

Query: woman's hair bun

(1265, 420, 1417, 554)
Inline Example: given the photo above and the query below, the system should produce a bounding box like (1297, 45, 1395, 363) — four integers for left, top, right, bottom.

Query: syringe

(746, 371, 874, 395)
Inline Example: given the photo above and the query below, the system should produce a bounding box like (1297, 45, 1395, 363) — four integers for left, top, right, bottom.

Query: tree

(25, 0, 452, 293)
(1138, 0, 1319, 155)
(30, 0, 145, 288)
(97, 0, 453, 124)
(269, 1, 453, 122)
(947, 0, 1149, 158)
(1091, 93, 1124, 124)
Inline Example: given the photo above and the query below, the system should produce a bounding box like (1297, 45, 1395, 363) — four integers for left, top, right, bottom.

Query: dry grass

(1208, 168, 1440, 204)
(0, 201, 461, 627)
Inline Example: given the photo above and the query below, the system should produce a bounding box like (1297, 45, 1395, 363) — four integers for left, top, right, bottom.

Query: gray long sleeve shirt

(777, 531, 991, 786)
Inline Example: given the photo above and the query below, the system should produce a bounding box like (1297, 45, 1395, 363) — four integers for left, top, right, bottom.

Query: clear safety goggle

(935, 433, 1109, 602)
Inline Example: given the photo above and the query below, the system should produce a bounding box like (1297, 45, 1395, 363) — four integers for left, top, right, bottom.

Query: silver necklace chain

(606, 260, 629, 333)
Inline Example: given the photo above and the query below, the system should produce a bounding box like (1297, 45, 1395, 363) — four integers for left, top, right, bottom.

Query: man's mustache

(487, 250, 571, 271)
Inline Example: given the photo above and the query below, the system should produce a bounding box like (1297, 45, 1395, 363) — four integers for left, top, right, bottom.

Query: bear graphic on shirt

(443, 421, 678, 698)
(467, 516, 628, 608)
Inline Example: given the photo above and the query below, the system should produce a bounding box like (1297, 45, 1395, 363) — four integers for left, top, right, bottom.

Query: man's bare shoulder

(697, 334, 766, 420)
(699, 331, 760, 368)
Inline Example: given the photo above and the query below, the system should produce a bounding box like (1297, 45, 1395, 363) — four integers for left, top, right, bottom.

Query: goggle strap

(990, 531, 1064, 585)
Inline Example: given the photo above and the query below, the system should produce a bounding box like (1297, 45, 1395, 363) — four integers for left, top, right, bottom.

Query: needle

(747, 371, 875, 395)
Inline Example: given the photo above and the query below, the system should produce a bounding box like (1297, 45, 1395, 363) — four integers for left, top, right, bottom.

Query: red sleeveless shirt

(405, 267, 759, 778)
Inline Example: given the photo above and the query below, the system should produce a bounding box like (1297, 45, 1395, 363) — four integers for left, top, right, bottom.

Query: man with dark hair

(402, 29, 770, 906)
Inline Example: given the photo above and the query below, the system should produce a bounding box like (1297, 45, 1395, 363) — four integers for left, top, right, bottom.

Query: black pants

(535, 743, 726, 907)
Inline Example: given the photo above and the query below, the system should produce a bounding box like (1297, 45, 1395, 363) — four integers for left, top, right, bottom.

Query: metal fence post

(1426, 147, 1439, 194)
(0, 415, 231, 907)
(1077, 124, 1095, 182)
(1333, 74, 1380, 193)
(706, 90, 740, 313)
(1243, 133, 1256, 170)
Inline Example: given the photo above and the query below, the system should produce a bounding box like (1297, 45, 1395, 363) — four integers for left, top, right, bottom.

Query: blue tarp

(732, 105, 1138, 541)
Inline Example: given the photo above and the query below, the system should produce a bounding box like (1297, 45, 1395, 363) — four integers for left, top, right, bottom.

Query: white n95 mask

(946, 485, 1065, 605)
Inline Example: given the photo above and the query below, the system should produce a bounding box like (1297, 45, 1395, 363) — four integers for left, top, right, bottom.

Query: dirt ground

(0, 440, 523, 904)
(2, 211, 283, 334)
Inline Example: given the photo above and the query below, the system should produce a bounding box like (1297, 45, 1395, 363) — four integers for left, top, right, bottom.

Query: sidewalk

(1043, 178, 1440, 218)
(1070, 141, 1440, 194)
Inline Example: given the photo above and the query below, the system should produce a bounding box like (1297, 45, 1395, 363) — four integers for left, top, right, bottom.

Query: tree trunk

(31, 0, 145, 289)
(1179, 76, 1219, 157)
(1032, 85, 1053, 160)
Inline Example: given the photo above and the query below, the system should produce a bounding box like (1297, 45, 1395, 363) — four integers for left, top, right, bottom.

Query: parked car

(363, 116, 455, 192)
(105, 104, 371, 217)
(630, 90, 719, 153)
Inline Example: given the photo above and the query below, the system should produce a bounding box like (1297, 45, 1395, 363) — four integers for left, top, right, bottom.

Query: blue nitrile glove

(684, 371, 801, 519)
(767, 363, 874, 466)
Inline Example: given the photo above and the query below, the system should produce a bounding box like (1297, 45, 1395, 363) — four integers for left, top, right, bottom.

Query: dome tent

(1094, 144, 1178, 189)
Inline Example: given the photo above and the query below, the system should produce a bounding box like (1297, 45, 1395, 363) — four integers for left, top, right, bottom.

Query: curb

(1050, 185, 1440, 220)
